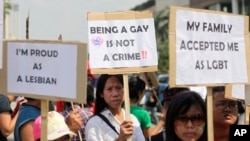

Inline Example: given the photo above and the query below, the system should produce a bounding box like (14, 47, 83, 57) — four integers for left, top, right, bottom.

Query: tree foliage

(4, 1, 11, 15)
(132, 1, 170, 73)
(154, 8, 169, 73)
(158, 40, 169, 73)
(131, 0, 155, 11)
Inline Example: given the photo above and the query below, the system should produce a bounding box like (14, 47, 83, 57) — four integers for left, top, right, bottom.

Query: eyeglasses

(214, 101, 238, 109)
(175, 114, 205, 126)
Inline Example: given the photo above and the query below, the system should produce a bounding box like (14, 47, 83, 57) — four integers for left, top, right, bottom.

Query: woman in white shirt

(85, 74, 145, 141)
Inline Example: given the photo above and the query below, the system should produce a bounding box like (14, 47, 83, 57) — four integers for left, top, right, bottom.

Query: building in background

(190, 0, 250, 14)
(144, 0, 250, 14)
(5, 2, 19, 39)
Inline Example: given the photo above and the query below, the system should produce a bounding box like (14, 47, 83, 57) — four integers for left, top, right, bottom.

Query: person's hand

(66, 109, 82, 133)
(11, 98, 28, 118)
(116, 120, 134, 141)
(157, 114, 165, 126)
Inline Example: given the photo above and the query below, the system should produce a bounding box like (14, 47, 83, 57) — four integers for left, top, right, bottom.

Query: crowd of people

(0, 73, 245, 141)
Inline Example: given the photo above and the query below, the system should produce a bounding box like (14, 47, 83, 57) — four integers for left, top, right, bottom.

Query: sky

(10, 0, 147, 43)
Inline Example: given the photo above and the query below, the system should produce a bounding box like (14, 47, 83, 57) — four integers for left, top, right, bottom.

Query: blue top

(0, 95, 12, 141)
(14, 104, 40, 141)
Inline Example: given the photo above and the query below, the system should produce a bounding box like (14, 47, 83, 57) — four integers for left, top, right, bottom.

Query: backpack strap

(97, 114, 119, 135)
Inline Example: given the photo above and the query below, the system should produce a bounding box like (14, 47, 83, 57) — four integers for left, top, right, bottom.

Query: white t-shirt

(85, 108, 145, 141)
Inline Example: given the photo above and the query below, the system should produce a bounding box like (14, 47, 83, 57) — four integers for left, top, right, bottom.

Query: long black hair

(165, 91, 207, 141)
(94, 74, 123, 115)
(129, 76, 145, 102)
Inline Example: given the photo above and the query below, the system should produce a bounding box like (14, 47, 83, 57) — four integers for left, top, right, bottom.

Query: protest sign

(169, 6, 250, 141)
(87, 12, 158, 139)
(87, 11, 158, 74)
(225, 84, 245, 100)
(169, 7, 250, 86)
(0, 40, 87, 103)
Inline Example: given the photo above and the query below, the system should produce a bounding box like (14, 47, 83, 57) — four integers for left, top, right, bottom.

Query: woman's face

(174, 105, 205, 141)
(102, 76, 124, 110)
(213, 92, 238, 125)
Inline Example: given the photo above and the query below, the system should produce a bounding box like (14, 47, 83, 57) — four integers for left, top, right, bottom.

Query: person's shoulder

(0, 95, 8, 101)
(133, 107, 150, 117)
(82, 108, 94, 117)
(130, 113, 140, 124)
(21, 104, 40, 112)
(86, 114, 101, 125)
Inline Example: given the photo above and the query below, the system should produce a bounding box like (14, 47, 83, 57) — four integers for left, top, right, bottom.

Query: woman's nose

(185, 119, 194, 128)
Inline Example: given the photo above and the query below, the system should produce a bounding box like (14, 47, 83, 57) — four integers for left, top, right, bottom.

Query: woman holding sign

(85, 74, 145, 141)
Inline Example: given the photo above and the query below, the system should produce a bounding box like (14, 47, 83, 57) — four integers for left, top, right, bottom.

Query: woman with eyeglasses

(165, 91, 207, 141)
(212, 86, 241, 141)
(147, 87, 190, 141)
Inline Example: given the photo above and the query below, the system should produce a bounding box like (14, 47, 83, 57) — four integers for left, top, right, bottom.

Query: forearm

(11, 110, 19, 127)
(150, 119, 165, 135)
(0, 112, 18, 137)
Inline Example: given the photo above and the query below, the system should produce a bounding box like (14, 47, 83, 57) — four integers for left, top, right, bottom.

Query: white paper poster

(232, 84, 245, 100)
(88, 19, 158, 68)
(7, 42, 78, 99)
(175, 10, 247, 85)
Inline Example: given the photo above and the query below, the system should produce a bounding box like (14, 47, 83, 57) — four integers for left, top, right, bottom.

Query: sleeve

(85, 116, 104, 141)
(141, 111, 152, 129)
(0, 95, 12, 113)
(131, 114, 146, 141)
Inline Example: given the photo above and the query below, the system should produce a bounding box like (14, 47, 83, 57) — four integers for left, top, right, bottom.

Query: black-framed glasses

(215, 101, 238, 109)
(175, 114, 205, 126)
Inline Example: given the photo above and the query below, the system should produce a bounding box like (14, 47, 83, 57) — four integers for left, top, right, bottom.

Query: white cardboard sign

(175, 10, 248, 85)
(88, 19, 158, 69)
(7, 42, 78, 99)
(232, 84, 245, 100)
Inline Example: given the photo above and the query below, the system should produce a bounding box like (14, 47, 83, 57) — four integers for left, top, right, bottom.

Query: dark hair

(26, 98, 36, 101)
(211, 86, 245, 113)
(86, 83, 95, 106)
(129, 76, 145, 102)
(209, 86, 225, 105)
(163, 87, 190, 103)
(165, 91, 207, 141)
(212, 86, 225, 94)
(94, 74, 123, 115)
(237, 101, 245, 114)
(211, 86, 244, 125)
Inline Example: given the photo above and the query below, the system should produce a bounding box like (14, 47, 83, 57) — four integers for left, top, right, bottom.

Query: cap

(33, 111, 76, 140)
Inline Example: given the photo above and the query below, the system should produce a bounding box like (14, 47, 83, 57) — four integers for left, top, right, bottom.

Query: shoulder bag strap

(97, 114, 119, 135)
